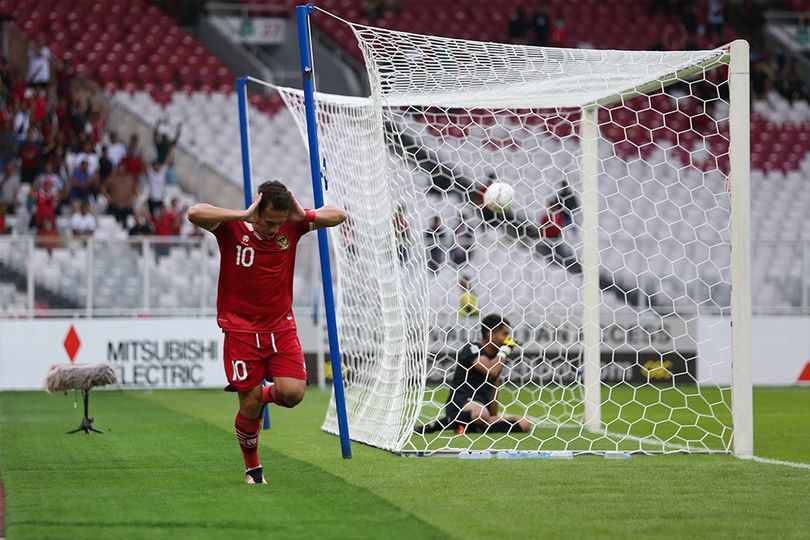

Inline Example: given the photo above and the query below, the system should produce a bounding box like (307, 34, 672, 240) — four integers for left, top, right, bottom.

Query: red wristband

(304, 209, 316, 223)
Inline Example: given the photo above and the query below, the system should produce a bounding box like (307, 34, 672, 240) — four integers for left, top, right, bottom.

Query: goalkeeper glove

(496, 337, 519, 359)
(496, 344, 513, 359)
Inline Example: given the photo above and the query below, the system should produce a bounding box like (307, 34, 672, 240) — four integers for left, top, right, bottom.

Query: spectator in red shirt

(166, 197, 184, 235)
(0, 203, 8, 234)
(30, 88, 48, 124)
(122, 141, 145, 179)
(549, 17, 568, 47)
(539, 200, 565, 240)
(33, 175, 60, 228)
(151, 202, 180, 257)
(151, 202, 181, 236)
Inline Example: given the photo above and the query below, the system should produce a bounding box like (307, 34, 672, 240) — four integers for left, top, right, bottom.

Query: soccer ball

(483, 182, 514, 212)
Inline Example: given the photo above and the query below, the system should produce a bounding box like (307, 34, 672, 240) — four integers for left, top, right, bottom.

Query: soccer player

(415, 314, 531, 435)
(188, 180, 347, 484)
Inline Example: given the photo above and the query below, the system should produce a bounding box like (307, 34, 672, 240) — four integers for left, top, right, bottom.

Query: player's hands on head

(244, 192, 262, 224)
(287, 192, 307, 222)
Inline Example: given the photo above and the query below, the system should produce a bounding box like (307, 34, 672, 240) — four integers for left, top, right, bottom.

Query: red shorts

(222, 329, 307, 392)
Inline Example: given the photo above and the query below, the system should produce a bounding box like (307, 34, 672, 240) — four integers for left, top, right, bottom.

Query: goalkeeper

(415, 314, 531, 435)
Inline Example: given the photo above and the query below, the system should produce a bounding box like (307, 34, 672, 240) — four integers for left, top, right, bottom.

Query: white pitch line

(739, 455, 810, 470)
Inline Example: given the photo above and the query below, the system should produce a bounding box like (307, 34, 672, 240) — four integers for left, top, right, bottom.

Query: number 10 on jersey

(236, 245, 255, 267)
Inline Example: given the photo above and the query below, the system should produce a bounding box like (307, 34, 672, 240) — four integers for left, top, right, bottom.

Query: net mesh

(280, 21, 739, 455)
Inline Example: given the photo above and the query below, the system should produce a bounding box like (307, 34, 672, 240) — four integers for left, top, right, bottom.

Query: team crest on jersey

(276, 234, 289, 250)
(242, 235, 250, 244)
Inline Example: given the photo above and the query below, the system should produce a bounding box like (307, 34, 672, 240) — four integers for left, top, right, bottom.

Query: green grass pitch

(1, 387, 808, 539)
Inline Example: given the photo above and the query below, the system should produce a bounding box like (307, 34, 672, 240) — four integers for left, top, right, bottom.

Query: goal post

(728, 39, 753, 458)
(281, 7, 751, 457)
(579, 104, 601, 433)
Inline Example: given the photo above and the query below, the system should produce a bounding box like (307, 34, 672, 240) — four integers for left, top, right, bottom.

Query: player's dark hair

(481, 314, 510, 337)
(257, 180, 292, 213)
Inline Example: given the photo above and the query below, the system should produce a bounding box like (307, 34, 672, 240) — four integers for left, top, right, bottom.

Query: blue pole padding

(236, 76, 271, 430)
(296, 3, 352, 459)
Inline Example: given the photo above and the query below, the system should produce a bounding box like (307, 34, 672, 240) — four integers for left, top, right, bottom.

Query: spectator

(18, 128, 43, 185)
(87, 109, 105, 145)
(97, 145, 113, 186)
(13, 102, 30, 144)
(167, 197, 184, 229)
(532, 5, 550, 46)
(0, 118, 17, 169)
(146, 160, 168, 215)
(549, 17, 568, 47)
(70, 201, 96, 237)
(778, 59, 809, 103)
(539, 200, 565, 240)
(0, 56, 11, 103)
(106, 131, 126, 167)
(425, 214, 448, 273)
(34, 160, 65, 196)
(128, 209, 154, 236)
(68, 93, 91, 137)
(154, 119, 181, 184)
(0, 161, 19, 221)
(152, 201, 182, 236)
(658, 22, 684, 51)
(74, 139, 99, 178)
(151, 202, 180, 257)
(30, 88, 48, 125)
(32, 175, 60, 230)
(450, 217, 474, 267)
(555, 180, 579, 227)
(0, 202, 9, 234)
(122, 137, 146, 180)
(458, 275, 479, 317)
(128, 133, 143, 158)
(362, 0, 382, 20)
(26, 38, 51, 89)
(102, 163, 138, 226)
(67, 159, 96, 209)
(509, 8, 528, 44)
(707, 0, 724, 39)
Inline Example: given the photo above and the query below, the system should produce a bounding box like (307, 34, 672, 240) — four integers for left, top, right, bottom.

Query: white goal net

(277, 17, 751, 456)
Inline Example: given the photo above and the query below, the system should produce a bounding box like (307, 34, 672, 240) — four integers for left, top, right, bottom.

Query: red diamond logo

(63, 325, 81, 363)
(798, 362, 810, 384)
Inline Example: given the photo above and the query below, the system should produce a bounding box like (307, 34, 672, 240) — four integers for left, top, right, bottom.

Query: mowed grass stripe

(145, 387, 810, 540)
(0, 391, 447, 540)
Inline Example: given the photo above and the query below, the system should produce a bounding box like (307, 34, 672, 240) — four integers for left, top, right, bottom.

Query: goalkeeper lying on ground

(415, 314, 532, 435)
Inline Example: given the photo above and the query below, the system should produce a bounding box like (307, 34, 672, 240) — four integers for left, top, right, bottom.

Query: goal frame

(294, 3, 752, 457)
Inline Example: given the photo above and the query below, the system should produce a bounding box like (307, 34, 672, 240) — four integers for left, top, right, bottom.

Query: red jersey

(212, 220, 310, 333)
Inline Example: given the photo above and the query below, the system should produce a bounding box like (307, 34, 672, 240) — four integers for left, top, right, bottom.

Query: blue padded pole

(296, 3, 352, 459)
(236, 76, 271, 431)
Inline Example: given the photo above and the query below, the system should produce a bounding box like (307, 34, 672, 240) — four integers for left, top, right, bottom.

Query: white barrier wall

(696, 315, 810, 386)
(0, 315, 320, 391)
(1, 315, 808, 390)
